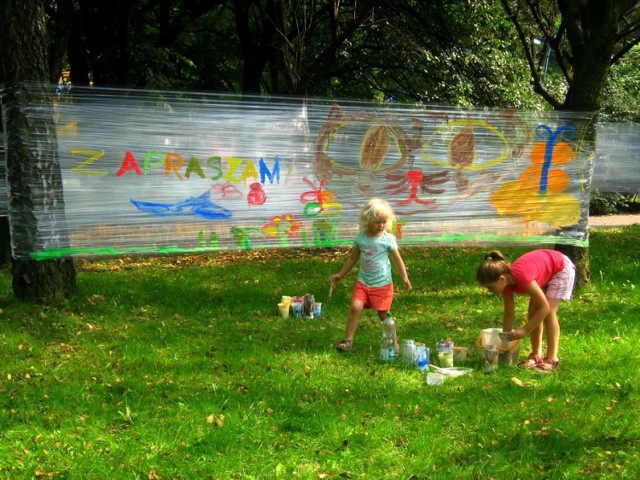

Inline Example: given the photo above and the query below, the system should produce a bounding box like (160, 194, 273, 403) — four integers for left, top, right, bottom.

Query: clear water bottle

(380, 315, 396, 361)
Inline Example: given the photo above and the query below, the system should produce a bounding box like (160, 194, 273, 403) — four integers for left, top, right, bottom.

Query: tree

(0, 0, 77, 304)
(501, 0, 640, 288)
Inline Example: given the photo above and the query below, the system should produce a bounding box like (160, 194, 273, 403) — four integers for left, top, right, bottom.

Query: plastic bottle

(380, 315, 396, 361)
(415, 344, 429, 371)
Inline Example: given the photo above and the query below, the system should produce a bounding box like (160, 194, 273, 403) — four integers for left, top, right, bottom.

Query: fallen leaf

(511, 376, 524, 387)
(207, 413, 225, 427)
(148, 469, 163, 480)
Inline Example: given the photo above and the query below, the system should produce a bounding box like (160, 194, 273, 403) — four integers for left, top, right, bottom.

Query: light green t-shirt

(354, 231, 398, 287)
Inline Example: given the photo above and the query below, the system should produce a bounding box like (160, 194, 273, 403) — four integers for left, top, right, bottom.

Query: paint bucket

(476, 328, 520, 365)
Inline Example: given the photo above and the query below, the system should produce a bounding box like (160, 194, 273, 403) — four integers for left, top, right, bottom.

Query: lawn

(0, 226, 638, 479)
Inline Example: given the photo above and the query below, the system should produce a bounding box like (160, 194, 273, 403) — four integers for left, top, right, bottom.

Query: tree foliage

(43, 0, 543, 107)
(3, 0, 640, 302)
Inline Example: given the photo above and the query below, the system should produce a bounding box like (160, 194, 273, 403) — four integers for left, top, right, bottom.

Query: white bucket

(478, 328, 520, 365)
(480, 328, 502, 348)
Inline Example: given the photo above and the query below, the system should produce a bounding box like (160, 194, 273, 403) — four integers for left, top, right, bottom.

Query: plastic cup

(313, 302, 322, 318)
(483, 346, 499, 373)
(278, 302, 290, 319)
(438, 351, 454, 368)
(291, 302, 303, 318)
(453, 346, 468, 363)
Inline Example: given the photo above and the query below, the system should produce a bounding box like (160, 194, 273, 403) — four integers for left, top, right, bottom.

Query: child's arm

(390, 249, 412, 291)
(509, 281, 549, 339)
(331, 245, 360, 283)
(501, 294, 516, 332)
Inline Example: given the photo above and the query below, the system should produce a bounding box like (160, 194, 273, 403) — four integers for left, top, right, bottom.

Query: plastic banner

(1, 85, 597, 259)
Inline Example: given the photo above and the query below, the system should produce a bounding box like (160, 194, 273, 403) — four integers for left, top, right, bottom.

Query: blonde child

(476, 249, 575, 372)
(332, 198, 412, 352)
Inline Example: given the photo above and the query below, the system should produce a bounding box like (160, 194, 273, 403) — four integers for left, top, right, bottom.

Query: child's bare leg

(544, 298, 561, 361)
(527, 301, 544, 357)
(529, 323, 544, 357)
(343, 299, 365, 343)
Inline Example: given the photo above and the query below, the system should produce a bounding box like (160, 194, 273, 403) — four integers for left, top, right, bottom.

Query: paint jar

(415, 344, 429, 371)
(277, 302, 290, 319)
(453, 346, 468, 363)
(483, 345, 499, 374)
(400, 339, 417, 366)
(291, 301, 303, 318)
(437, 339, 454, 368)
(313, 302, 322, 318)
(280, 296, 292, 306)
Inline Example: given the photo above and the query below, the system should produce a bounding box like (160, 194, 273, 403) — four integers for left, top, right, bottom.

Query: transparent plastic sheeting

(592, 122, 640, 193)
(0, 85, 598, 259)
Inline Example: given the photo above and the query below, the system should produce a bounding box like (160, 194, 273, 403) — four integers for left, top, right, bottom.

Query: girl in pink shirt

(476, 249, 576, 372)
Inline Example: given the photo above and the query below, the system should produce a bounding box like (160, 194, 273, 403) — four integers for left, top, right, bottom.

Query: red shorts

(352, 281, 394, 311)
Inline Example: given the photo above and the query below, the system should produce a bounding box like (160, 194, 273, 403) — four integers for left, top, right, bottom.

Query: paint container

(400, 339, 417, 366)
(477, 328, 520, 365)
(483, 345, 499, 374)
(277, 302, 290, 319)
(415, 344, 429, 371)
(313, 302, 322, 318)
(280, 296, 292, 305)
(453, 346, 468, 363)
(437, 339, 454, 368)
(291, 302, 303, 318)
(303, 293, 315, 318)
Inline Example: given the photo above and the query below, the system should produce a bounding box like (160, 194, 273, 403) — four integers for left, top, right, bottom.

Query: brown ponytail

(476, 250, 511, 285)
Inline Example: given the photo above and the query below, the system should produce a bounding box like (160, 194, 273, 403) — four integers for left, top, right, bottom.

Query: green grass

(1, 227, 639, 479)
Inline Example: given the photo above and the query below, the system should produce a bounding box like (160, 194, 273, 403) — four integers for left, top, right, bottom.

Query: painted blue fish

(130, 190, 232, 220)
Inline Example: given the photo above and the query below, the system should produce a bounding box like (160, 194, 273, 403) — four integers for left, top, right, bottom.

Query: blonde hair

(359, 198, 395, 232)
(476, 250, 511, 284)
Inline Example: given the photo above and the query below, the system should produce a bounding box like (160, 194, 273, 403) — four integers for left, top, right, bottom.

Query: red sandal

(521, 353, 544, 368)
(534, 358, 560, 372)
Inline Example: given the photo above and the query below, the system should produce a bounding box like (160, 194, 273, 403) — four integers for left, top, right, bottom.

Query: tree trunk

(234, 0, 277, 94)
(0, 0, 77, 304)
(554, 0, 620, 290)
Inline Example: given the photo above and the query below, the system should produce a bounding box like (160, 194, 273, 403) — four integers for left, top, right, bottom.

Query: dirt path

(589, 214, 640, 228)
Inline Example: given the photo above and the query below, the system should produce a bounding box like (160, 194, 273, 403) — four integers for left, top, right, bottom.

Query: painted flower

(262, 213, 302, 238)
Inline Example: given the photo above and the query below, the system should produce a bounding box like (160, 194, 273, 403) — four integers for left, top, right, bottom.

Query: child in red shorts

(331, 198, 412, 352)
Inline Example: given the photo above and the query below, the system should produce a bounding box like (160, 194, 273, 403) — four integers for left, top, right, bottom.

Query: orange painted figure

(490, 125, 580, 228)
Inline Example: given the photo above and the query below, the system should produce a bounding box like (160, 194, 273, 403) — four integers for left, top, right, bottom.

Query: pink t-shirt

(503, 249, 566, 295)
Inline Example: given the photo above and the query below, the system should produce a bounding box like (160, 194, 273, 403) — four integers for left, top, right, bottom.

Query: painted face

(367, 216, 388, 236)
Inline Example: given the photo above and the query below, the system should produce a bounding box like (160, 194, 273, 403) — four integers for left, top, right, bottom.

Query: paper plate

(429, 366, 473, 377)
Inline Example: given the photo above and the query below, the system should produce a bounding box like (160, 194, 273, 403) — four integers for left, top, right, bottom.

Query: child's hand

(330, 274, 341, 284)
(507, 328, 527, 340)
(403, 278, 412, 291)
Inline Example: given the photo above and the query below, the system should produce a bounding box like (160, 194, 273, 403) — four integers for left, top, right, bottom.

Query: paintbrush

(327, 278, 335, 302)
